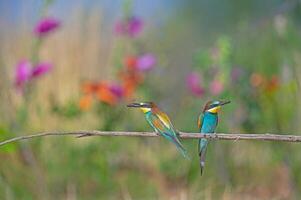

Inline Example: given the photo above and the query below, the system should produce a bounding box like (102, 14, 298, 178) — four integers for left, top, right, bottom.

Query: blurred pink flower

(136, 54, 156, 71)
(31, 62, 53, 78)
(114, 16, 143, 37)
(109, 83, 124, 98)
(186, 72, 205, 96)
(14, 60, 53, 92)
(14, 60, 32, 89)
(210, 79, 224, 95)
(34, 17, 60, 37)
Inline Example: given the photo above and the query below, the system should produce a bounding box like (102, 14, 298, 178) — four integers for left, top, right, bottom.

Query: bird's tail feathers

(172, 137, 190, 160)
(199, 138, 208, 175)
(175, 129, 181, 137)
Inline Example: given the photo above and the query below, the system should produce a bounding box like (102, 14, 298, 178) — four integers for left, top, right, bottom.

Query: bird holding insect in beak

(127, 102, 189, 159)
(198, 100, 230, 175)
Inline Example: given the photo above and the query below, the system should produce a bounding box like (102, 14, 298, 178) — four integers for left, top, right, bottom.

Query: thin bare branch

(0, 131, 301, 147)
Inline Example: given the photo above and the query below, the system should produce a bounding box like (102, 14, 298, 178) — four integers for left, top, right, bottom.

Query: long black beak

(220, 100, 231, 106)
(127, 103, 142, 108)
(127, 102, 150, 108)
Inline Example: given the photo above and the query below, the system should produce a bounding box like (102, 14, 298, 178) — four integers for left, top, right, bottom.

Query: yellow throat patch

(207, 106, 221, 113)
(140, 108, 151, 113)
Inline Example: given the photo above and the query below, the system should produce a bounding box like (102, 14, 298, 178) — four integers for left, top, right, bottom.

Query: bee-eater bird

(127, 102, 189, 159)
(198, 100, 230, 175)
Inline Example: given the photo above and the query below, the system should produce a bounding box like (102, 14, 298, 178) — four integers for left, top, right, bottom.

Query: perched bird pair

(127, 100, 230, 175)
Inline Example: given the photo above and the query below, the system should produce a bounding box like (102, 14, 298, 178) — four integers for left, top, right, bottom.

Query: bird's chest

(200, 113, 218, 133)
(145, 112, 153, 122)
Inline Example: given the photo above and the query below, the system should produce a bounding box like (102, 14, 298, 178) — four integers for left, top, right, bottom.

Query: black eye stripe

(209, 104, 219, 108)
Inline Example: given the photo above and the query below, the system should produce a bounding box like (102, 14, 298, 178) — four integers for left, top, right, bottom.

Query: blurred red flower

(265, 75, 280, 94)
(120, 69, 144, 99)
(124, 56, 137, 71)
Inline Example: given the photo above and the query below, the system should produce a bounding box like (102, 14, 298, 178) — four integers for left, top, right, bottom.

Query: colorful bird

(198, 100, 230, 175)
(127, 102, 189, 159)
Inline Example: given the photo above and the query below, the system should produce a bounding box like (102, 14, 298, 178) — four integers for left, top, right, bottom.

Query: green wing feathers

(146, 112, 189, 159)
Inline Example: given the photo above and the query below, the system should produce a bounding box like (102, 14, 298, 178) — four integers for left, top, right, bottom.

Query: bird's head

(127, 102, 155, 113)
(203, 100, 231, 114)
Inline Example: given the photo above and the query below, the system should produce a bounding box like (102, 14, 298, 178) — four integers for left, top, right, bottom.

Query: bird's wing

(156, 110, 173, 129)
(147, 112, 189, 159)
(198, 114, 204, 130)
(157, 111, 180, 136)
(197, 114, 204, 154)
(199, 113, 218, 133)
(149, 113, 176, 137)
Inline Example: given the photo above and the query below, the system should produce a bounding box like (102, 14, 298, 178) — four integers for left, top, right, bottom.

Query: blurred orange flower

(250, 73, 280, 94)
(80, 81, 125, 108)
(79, 94, 93, 110)
(250, 73, 265, 87)
(119, 70, 143, 99)
(96, 83, 119, 106)
(124, 56, 137, 71)
(81, 81, 100, 94)
(265, 75, 279, 93)
(79, 53, 153, 109)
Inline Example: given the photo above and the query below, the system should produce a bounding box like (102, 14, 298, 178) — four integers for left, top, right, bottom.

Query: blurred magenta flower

(186, 72, 205, 96)
(127, 17, 143, 37)
(14, 60, 53, 92)
(136, 54, 156, 71)
(114, 16, 143, 37)
(109, 83, 124, 98)
(14, 60, 32, 89)
(31, 62, 53, 78)
(34, 17, 60, 37)
(210, 79, 224, 95)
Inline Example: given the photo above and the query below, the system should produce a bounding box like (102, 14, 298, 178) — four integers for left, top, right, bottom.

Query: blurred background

(1, 0, 301, 199)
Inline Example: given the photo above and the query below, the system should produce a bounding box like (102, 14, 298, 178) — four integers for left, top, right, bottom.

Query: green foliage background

(1, 0, 301, 199)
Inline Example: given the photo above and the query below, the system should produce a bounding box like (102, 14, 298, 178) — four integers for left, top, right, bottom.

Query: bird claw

(154, 131, 160, 136)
